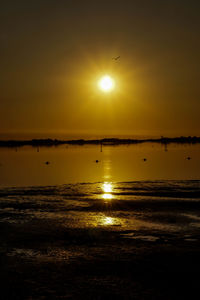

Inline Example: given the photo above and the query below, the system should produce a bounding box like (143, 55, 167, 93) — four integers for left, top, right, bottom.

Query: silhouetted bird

(95, 160, 99, 163)
(143, 158, 147, 162)
(186, 157, 191, 160)
(112, 56, 120, 61)
(45, 161, 50, 165)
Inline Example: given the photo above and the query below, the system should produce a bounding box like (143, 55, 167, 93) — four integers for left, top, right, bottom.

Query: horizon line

(0, 136, 200, 147)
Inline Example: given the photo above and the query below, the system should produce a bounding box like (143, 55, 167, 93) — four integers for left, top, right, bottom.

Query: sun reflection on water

(97, 215, 122, 226)
(102, 193, 113, 200)
(103, 216, 114, 225)
(102, 182, 113, 200)
(103, 183, 112, 193)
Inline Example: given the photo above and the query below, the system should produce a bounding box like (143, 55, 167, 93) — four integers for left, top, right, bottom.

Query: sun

(98, 75, 115, 93)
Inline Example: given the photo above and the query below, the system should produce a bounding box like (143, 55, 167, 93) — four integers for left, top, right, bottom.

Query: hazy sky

(1, 0, 200, 138)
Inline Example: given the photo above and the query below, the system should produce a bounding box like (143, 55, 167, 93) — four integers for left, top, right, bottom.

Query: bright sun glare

(102, 182, 113, 200)
(98, 75, 115, 93)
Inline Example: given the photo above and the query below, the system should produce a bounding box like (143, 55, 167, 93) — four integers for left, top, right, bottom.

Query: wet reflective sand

(1, 180, 200, 234)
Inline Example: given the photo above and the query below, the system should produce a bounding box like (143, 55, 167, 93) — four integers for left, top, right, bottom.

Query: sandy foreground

(1, 181, 200, 299)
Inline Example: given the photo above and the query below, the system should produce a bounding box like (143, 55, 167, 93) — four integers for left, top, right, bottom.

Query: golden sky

(0, 0, 200, 138)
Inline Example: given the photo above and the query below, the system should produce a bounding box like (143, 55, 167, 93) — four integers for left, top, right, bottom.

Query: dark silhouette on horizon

(0, 136, 200, 148)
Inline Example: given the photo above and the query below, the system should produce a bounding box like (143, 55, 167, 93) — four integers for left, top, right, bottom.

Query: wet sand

(1, 181, 200, 299)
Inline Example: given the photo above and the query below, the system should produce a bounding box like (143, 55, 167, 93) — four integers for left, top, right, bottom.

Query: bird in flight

(112, 56, 120, 61)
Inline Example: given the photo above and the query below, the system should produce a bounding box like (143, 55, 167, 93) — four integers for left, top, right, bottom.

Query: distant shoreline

(0, 136, 200, 147)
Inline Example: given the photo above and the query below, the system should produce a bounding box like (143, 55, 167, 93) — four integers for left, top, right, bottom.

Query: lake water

(0, 143, 200, 186)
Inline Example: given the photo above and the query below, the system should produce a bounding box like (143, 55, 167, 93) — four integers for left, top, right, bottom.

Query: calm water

(0, 143, 200, 186)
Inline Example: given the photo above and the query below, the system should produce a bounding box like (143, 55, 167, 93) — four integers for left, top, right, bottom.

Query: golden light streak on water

(102, 182, 113, 200)
(102, 182, 112, 193)
(103, 216, 114, 225)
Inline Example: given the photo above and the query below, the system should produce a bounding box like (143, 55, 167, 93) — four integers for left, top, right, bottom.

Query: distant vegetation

(0, 136, 200, 147)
